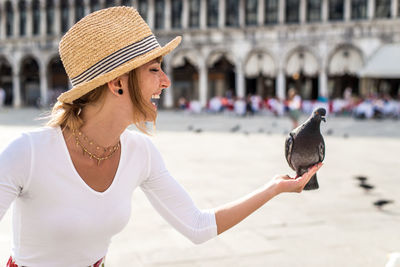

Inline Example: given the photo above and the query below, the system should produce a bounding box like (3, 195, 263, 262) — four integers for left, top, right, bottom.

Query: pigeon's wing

(285, 133, 295, 170)
(318, 139, 325, 162)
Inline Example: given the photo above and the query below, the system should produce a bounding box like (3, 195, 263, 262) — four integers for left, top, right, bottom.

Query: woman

(0, 7, 322, 266)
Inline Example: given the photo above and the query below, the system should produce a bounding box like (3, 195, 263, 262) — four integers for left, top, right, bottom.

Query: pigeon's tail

(304, 174, 319, 190)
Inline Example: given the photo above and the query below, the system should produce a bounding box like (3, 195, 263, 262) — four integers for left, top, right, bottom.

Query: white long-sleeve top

(0, 126, 217, 267)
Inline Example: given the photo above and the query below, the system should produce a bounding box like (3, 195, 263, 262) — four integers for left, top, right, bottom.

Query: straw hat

(57, 6, 181, 104)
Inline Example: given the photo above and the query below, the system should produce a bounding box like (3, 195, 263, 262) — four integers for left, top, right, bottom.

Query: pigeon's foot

(304, 174, 319, 190)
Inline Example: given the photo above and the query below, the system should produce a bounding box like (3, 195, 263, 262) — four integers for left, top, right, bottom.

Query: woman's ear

(107, 76, 124, 96)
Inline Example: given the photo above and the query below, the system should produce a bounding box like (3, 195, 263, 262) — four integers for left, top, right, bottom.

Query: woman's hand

(214, 162, 323, 235)
(271, 163, 323, 194)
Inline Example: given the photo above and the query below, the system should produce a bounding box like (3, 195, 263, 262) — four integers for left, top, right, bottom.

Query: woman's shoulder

(24, 126, 60, 142)
(122, 128, 157, 152)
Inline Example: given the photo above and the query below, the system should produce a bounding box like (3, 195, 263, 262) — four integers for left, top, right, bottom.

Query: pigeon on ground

(373, 199, 394, 209)
(194, 128, 203, 133)
(359, 183, 374, 192)
(230, 124, 241, 133)
(285, 108, 326, 190)
(355, 176, 368, 184)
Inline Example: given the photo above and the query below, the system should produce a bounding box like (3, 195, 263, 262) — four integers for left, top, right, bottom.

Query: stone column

(318, 70, 328, 98)
(12, 68, 22, 108)
(84, 0, 91, 16)
(14, 1, 19, 37)
(276, 68, 286, 100)
(279, 0, 285, 24)
(200, 0, 207, 29)
(39, 61, 49, 107)
(300, 0, 306, 24)
(322, 0, 328, 22)
(368, 0, 375, 19)
(239, 0, 245, 27)
(40, 0, 46, 37)
(69, 0, 75, 30)
(344, 0, 351, 21)
(235, 59, 245, 98)
(163, 56, 174, 108)
(27, 0, 33, 37)
(199, 59, 208, 108)
(258, 0, 265, 26)
(54, 1, 61, 36)
(148, 0, 155, 29)
(165, 0, 171, 30)
(219, 0, 225, 28)
(392, 0, 398, 17)
(182, 0, 189, 28)
(0, 4, 6, 40)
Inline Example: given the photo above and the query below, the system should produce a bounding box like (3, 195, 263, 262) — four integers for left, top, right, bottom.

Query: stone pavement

(0, 108, 399, 266)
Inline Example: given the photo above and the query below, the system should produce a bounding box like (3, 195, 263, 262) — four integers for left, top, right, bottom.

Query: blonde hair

(46, 68, 156, 134)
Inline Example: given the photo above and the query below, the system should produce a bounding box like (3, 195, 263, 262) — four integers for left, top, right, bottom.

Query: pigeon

(373, 199, 394, 209)
(355, 176, 368, 184)
(285, 108, 326, 190)
(359, 183, 374, 192)
(194, 128, 203, 133)
(230, 124, 241, 133)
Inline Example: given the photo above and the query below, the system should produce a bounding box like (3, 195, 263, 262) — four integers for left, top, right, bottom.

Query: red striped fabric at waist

(7, 256, 105, 267)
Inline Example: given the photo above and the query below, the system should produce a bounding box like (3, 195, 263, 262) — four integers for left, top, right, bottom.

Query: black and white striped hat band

(71, 35, 160, 86)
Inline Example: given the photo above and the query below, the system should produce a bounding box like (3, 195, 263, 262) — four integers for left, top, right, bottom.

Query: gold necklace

(72, 129, 120, 166)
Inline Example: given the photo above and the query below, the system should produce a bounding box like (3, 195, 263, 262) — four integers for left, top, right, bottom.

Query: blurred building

(0, 0, 400, 108)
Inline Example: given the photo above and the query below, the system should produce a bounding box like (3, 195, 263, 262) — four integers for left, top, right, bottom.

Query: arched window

(75, 0, 85, 22)
(155, 0, 165, 29)
(189, 0, 200, 28)
(375, 0, 391, 18)
(351, 0, 367, 19)
(105, 0, 115, 8)
(138, 0, 148, 21)
(19, 0, 27, 36)
(245, 0, 258, 26)
(32, 0, 41, 35)
(46, 0, 54, 35)
(207, 0, 219, 27)
(307, 0, 321, 22)
(5, 1, 13, 37)
(226, 0, 239, 26)
(90, 0, 101, 12)
(264, 0, 278, 24)
(61, 0, 69, 33)
(286, 0, 300, 23)
(171, 0, 182, 28)
(329, 0, 344, 21)
(121, 0, 132, 6)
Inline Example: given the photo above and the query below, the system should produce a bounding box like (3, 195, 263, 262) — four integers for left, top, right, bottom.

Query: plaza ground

(0, 108, 399, 266)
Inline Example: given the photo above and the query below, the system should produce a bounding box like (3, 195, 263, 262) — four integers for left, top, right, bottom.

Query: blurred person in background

(287, 88, 302, 129)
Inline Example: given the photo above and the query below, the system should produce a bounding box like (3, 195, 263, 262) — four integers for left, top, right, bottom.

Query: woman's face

(136, 58, 171, 110)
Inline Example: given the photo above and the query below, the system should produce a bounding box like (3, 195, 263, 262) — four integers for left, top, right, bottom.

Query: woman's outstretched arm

(215, 163, 323, 235)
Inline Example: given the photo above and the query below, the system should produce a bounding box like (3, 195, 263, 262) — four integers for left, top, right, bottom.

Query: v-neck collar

(56, 126, 126, 196)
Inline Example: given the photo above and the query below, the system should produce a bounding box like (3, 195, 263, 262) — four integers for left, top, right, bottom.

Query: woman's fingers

(299, 163, 323, 186)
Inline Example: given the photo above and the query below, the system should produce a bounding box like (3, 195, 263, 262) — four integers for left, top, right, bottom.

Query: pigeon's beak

(321, 116, 326, 122)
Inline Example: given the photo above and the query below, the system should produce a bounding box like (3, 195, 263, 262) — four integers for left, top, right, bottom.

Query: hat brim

(57, 36, 182, 104)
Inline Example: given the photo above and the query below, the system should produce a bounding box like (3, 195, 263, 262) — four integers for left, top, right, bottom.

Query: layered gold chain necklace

(72, 129, 120, 166)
